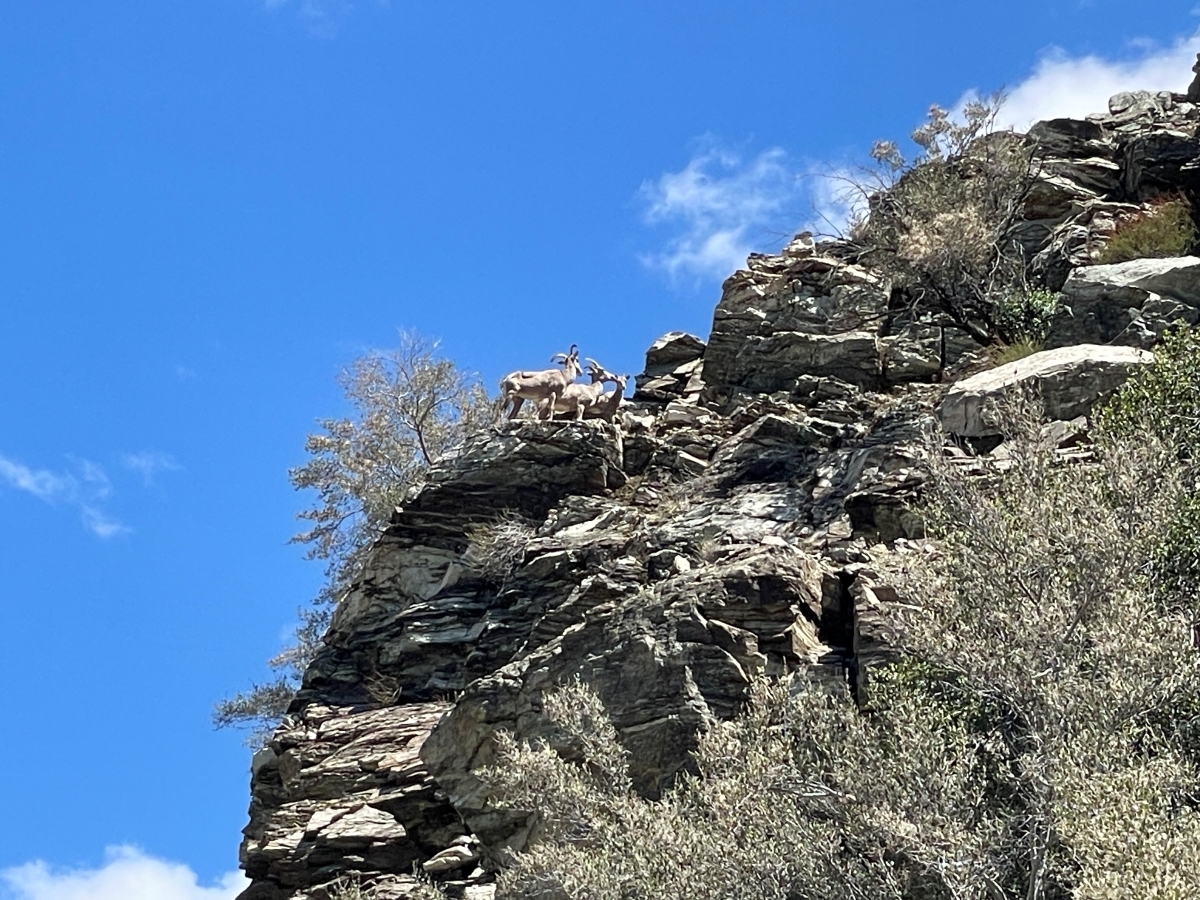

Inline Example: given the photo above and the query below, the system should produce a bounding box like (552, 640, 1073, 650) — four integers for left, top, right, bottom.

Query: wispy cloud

(637, 142, 874, 282)
(0, 846, 247, 900)
(0, 457, 73, 503)
(639, 141, 808, 283)
(982, 30, 1200, 130)
(0, 454, 129, 538)
(263, 0, 381, 38)
(123, 451, 182, 487)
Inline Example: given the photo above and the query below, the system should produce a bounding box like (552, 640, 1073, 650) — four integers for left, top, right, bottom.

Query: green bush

(992, 287, 1058, 345)
(1096, 325, 1200, 458)
(1097, 196, 1196, 264)
(1097, 325, 1200, 611)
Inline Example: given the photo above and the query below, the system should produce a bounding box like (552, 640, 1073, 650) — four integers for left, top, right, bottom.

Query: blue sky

(2, 2, 1200, 896)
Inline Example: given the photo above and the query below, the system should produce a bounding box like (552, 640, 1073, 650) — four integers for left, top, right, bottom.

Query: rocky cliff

(234, 84, 1200, 900)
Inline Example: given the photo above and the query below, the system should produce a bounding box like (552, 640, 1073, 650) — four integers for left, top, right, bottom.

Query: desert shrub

(215, 331, 493, 743)
(463, 512, 535, 586)
(485, 678, 1008, 900)
(1097, 195, 1196, 264)
(1096, 325, 1200, 459)
(1096, 325, 1200, 613)
(886, 388, 1200, 897)
(320, 873, 445, 900)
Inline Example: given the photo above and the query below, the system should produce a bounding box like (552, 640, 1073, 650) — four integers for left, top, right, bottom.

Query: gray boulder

(937, 344, 1153, 437)
(1046, 256, 1200, 349)
(634, 331, 706, 402)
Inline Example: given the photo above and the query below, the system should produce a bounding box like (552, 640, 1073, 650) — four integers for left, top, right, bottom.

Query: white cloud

(988, 30, 1200, 130)
(0, 457, 73, 503)
(0, 847, 247, 900)
(79, 506, 130, 539)
(123, 450, 182, 487)
(639, 142, 806, 282)
(0, 453, 129, 538)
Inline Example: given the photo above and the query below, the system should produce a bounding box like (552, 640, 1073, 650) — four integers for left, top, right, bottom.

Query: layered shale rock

(236, 82, 1200, 899)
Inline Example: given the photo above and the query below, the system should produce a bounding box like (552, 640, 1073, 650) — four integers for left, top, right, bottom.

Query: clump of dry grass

(464, 512, 535, 585)
(1098, 195, 1196, 264)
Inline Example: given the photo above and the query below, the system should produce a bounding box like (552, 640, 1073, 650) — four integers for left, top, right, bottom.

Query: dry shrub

(485, 678, 1006, 900)
(1097, 195, 1196, 264)
(464, 512, 535, 585)
(321, 874, 445, 900)
(989, 338, 1042, 367)
(363, 671, 401, 706)
(897, 207, 991, 270)
(852, 98, 1036, 343)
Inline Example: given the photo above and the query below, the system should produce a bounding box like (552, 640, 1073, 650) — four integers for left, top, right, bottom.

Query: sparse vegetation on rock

(1097, 194, 1196, 264)
(215, 331, 492, 743)
(481, 376, 1200, 900)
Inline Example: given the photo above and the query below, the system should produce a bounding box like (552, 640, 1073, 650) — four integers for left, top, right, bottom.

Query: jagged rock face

(1021, 93, 1200, 289)
(701, 246, 902, 403)
(419, 543, 832, 853)
(239, 702, 458, 900)
(236, 91, 1200, 900)
(634, 330, 706, 402)
(239, 390, 934, 897)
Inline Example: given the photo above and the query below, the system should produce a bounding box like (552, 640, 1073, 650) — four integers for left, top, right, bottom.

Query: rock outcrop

(1045, 256, 1200, 349)
(235, 83, 1200, 900)
(937, 344, 1154, 438)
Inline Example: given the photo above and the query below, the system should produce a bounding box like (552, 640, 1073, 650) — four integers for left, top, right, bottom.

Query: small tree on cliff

(843, 96, 1041, 344)
(290, 330, 494, 607)
(215, 331, 493, 742)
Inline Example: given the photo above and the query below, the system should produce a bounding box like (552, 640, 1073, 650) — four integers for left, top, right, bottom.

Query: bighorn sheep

(587, 372, 629, 422)
(539, 359, 613, 421)
(540, 361, 629, 422)
(498, 345, 582, 421)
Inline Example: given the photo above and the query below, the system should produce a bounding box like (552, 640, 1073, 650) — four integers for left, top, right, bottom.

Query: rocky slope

(234, 81, 1200, 900)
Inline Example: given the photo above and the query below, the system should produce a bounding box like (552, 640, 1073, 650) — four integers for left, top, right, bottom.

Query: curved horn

(585, 358, 601, 369)
(551, 352, 568, 362)
(568, 344, 579, 357)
